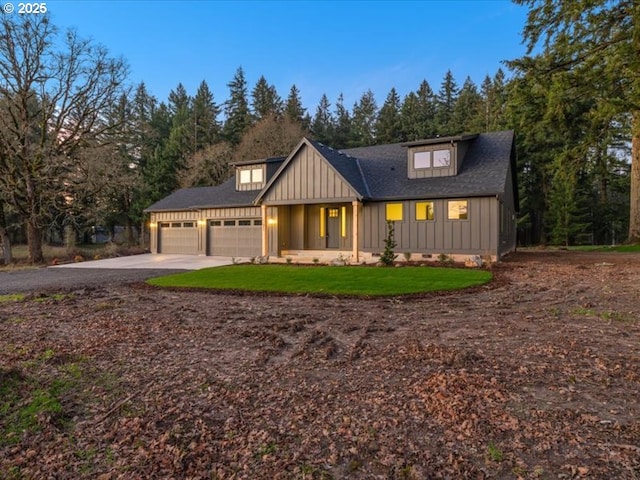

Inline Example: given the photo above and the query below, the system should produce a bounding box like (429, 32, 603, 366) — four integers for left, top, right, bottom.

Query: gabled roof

(144, 177, 256, 212)
(254, 137, 368, 203)
(145, 130, 516, 212)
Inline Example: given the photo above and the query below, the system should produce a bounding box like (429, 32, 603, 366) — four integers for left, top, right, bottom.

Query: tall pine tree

(192, 80, 221, 150)
(310, 94, 333, 145)
(351, 89, 378, 147)
(435, 70, 459, 136)
(375, 87, 403, 144)
(251, 75, 282, 120)
(284, 84, 306, 125)
(223, 67, 252, 145)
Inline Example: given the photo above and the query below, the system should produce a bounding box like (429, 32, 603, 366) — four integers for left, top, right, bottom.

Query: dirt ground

(1, 250, 639, 479)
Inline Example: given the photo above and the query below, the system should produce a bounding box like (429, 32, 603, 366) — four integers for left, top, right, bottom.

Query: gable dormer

(404, 134, 477, 179)
(233, 156, 285, 191)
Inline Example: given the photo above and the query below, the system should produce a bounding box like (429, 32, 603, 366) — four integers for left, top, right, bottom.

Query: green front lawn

(567, 244, 640, 253)
(146, 264, 492, 296)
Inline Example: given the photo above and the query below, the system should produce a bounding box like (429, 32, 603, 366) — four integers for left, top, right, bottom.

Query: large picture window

(447, 200, 468, 220)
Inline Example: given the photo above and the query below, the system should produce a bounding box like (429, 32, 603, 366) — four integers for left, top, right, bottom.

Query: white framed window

(239, 169, 252, 184)
(251, 168, 263, 183)
(414, 151, 431, 169)
(433, 149, 451, 167)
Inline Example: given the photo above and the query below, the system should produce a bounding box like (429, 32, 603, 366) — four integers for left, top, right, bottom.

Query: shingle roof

(145, 177, 256, 212)
(306, 139, 371, 197)
(145, 131, 515, 211)
(342, 130, 515, 200)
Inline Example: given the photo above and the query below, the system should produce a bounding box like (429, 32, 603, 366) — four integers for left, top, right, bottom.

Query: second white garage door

(208, 219, 262, 257)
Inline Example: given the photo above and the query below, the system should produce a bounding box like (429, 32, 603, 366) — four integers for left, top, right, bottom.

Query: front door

(326, 207, 340, 248)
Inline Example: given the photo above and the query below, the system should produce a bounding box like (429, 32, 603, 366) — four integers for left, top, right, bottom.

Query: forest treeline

(0, 1, 636, 263)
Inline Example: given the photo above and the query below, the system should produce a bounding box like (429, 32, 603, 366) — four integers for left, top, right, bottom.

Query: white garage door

(158, 221, 199, 254)
(208, 219, 262, 257)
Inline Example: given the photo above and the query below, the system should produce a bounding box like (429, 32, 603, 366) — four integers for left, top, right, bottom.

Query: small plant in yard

(380, 221, 397, 266)
(286, 257, 292, 264)
(256, 441, 278, 459)
(0, 294, 25, 304)
(437, 253, 453, 264)
(403, 252, 412, 262)
(312, 257, 319, 264)
(487, 442, 504, 462)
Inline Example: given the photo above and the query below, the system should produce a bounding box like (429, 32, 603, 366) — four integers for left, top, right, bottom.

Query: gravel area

(0, 267, 184, 294)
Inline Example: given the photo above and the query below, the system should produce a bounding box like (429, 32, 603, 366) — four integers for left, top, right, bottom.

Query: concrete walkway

(51, 254, 247, 270)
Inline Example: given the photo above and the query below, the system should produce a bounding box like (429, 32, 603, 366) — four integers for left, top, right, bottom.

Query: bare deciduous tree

(0, 15, 128, 263)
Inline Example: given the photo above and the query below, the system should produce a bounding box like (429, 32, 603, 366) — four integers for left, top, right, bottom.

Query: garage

(157, 221, 199, 254)
(208, 218, 262, 257)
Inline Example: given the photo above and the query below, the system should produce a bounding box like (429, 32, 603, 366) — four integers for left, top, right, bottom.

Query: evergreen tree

(251, 75, 282, 120)
(351, 89, 378, 146)
(481, 69, 508, 132)
(547, 156, 589, 246)
(512, 0, 640, 242)
(332, 93, 353, 149)
(165, 83, 194, 170)
(435, 70, 459, 136)
(192, 80, 221, 150)
(453, 77, 483, 134)
(223, 67, 252, 145)
(375, 87, 403, 144)
(310, 94, 333, 145)
(400, 92, 421, 141)
(415, 80, 437, 138)
(131, 82, 159, 170)
(284, 84, 306, 125)
(140, 103, 179, 205)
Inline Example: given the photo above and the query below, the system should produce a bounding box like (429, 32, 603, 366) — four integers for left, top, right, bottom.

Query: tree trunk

(27, 219, 44, 264)
(629, 113, 640, 243)
(126, 219, 135, 245)
(0, 203, 12, 265)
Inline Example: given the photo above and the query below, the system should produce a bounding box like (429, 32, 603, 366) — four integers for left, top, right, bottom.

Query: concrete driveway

(51, 253, 244, 270)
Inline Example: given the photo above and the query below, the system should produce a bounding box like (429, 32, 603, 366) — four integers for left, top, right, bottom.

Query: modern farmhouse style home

(145, 130, 518, 262)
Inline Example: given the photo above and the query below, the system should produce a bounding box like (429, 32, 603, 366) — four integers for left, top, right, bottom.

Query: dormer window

(433, 149, 451, 167)
(240, 167, 263, 184)
(413, 148, 451, 169)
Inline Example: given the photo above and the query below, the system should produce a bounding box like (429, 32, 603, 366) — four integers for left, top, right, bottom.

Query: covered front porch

(261, 201, 363, 263)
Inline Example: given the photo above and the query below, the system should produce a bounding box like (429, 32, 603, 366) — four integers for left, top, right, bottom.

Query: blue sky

(46, 0, 529, 111)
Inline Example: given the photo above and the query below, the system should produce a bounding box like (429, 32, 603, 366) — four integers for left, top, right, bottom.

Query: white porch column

(261, 204, 268, 257)
(352, 200, 359, 263)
